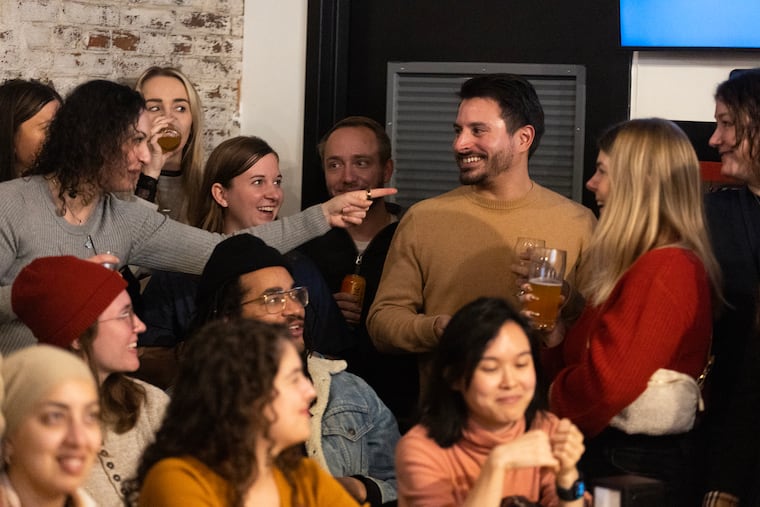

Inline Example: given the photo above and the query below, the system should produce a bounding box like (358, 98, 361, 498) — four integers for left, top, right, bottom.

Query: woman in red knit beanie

(11, 255, 169, 507)
(536, 119, 721, 506)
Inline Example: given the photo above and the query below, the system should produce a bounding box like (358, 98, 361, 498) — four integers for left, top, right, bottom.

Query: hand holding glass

(524, 248, 566, 330)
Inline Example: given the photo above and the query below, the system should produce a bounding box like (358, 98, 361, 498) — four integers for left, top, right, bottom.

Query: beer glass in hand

(515, 237, 545, 267)
(525, 247, 566, 330)
(157, 127, 181, 153)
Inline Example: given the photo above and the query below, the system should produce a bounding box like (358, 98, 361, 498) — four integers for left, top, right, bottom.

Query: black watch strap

(136, 173, 158, 202)
(556, 478, 585, 501)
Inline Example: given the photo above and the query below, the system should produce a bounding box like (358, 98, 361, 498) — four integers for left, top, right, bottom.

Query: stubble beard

(458, 149, 513, 186)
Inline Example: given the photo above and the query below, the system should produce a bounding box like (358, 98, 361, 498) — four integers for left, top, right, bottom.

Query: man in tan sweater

(367, 74, 596, 389)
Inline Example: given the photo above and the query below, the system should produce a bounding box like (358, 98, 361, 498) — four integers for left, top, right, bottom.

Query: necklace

(65, 205, 85, 225)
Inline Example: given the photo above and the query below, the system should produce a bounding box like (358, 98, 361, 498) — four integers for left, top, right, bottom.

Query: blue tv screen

(620, 0, 760, 49)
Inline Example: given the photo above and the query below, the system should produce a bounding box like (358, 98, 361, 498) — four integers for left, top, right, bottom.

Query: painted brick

(230, 15, 244, 38)
(62, 3, 112, 26)
(18, 0, 60, 23)
(122, 8, 176, 31)
(200, 0, 238, 15)
(113, 54, 169, 77)
(54, 26, 85, 50)
(195, 35, 241, 56)
(85, 30, 111, 50)
(51, 52, 114, 77)
(180, 12, 229, 33)
(112, 30, 140, 51)
(136, 32, 178, 56)
(1, 0, 244, 160)
(25, 25, 54, 49)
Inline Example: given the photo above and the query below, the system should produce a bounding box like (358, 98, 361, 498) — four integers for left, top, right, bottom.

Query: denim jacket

(306, 354, 399, 505)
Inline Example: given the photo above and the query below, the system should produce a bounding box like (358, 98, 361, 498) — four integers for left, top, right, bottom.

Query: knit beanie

(2, 345, 96, 437)
(197, 234, 292, 304)
(11, 256, 127, 349)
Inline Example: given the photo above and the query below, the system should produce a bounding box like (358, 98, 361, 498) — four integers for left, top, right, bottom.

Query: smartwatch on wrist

(556, 477, 585, 501)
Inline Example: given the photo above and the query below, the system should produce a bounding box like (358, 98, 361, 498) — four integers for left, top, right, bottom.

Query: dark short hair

(419, 297, 549, 447)
(715, 70, 760, 170)
(0, 79, 62, 182)
(317, 116, 392, 166)
(458, 74, 545, 158)
(30, 79, 144, 202)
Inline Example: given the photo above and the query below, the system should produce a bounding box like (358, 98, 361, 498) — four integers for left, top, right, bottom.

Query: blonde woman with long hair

(134, 66, 205, 223)
(541, 118, 720, 506)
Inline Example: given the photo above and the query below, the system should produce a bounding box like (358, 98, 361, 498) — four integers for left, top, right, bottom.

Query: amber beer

(157, 128, 181, 153)
(525, 247, 566, 331)
(525, 277, 563, 329)
(341, 274, 366, 308)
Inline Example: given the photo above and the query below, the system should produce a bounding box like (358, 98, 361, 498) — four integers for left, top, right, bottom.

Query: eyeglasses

(241, 287, 309, 314)
(98, 307, 139, 326)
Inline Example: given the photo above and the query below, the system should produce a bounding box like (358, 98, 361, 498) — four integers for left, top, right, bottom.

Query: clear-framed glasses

(98, 306, 138, 326)
(242, 286, 309, 314)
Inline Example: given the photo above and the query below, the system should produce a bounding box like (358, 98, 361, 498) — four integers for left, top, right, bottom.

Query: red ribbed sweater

(543, 248, 712, 437)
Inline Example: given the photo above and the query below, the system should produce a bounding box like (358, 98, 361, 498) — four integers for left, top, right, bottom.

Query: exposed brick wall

(0, 0, 245, 154)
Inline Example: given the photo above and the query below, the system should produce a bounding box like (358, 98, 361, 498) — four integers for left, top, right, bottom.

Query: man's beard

(458, 149, 512, 186)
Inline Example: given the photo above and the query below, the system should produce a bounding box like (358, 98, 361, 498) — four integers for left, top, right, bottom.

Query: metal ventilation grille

(386, 62, 586, 208)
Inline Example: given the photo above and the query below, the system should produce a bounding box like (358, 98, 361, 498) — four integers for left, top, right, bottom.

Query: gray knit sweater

(0, 176, 330, 353)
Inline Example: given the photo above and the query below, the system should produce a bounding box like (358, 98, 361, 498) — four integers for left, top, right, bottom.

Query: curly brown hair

(715, 70, 760, 177)
(28, 79, 144, 205)
(126, 319, 302, 506)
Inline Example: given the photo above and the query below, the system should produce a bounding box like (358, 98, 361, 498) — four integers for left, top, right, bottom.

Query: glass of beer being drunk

(524, 247, 566, 330)
(157, 127, 181, 153)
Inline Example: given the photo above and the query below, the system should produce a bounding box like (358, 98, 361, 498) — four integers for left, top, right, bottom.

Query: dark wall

(302, 0, 632, 210)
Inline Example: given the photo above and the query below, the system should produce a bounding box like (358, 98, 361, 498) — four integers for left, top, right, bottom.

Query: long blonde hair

(135, 66, 205, 223)
(581, 118, 721, 306)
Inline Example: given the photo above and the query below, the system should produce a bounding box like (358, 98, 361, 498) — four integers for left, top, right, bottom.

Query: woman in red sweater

(540, 118, 721, 506)
(396, 297, 585, 507)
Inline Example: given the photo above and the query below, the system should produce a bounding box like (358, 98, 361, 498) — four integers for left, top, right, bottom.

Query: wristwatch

(556, 477, 585, 501)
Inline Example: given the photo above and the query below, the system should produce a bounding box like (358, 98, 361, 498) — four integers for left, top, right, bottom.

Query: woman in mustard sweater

(129, 319, 363, 507)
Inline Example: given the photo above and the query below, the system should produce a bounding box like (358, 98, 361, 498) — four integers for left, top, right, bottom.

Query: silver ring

(366, 188, 372, 201)
(517, 289, 526, 297)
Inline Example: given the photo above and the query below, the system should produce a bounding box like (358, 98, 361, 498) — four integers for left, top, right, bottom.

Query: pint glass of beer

(524, 247, 566, 330)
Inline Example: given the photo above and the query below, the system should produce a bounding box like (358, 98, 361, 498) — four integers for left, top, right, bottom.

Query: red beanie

(12, 256, 127, 348)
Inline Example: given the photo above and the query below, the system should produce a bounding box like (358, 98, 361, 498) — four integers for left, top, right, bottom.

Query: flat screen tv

(620, 0, 760, 49)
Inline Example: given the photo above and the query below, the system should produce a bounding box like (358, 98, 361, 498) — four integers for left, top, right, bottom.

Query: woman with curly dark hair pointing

(0, 79, 395, 354)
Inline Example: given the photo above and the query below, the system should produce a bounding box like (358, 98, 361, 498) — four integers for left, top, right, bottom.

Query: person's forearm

(460, 460, 506, 507)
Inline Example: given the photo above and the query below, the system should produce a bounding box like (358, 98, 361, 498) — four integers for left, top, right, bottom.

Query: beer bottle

(341, 253, 366, 308)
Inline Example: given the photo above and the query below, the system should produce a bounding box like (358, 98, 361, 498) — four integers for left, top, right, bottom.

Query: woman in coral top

(396, 297, 585, 507)
(539, 119, 721, 506)
(128, 319, 363, 507)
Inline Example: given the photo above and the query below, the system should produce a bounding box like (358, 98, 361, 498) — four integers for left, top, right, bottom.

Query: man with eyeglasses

(192, 234, 399, 507)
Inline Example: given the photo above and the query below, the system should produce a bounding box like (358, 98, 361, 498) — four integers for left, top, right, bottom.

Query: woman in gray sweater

(0, 79, 393, 353)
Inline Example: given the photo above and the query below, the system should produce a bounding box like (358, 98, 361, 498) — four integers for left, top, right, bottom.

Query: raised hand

(322, 187, 398, 228)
